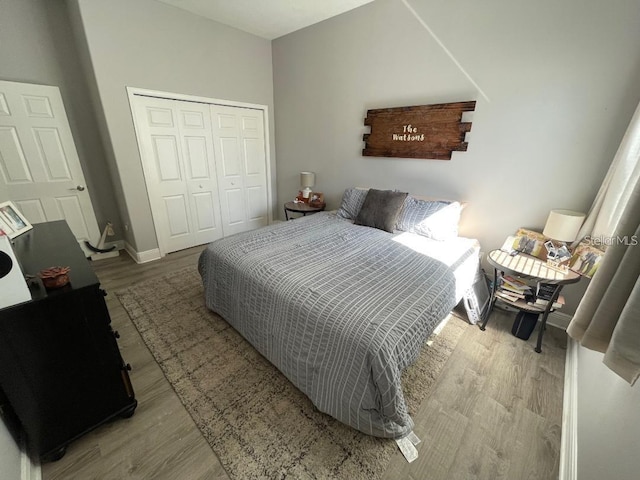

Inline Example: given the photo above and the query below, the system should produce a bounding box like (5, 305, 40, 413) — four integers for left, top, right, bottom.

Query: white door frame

(126, 87, 274, 257)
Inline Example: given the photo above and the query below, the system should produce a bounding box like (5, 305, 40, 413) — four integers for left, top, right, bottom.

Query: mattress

(198, 212, 479, 438)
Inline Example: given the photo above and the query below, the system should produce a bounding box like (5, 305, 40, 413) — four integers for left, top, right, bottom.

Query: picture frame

(512, 228, 547, 259)
(569, 241, 605, 278)
(0, 201, 33, 239)
(309, 192, 325, 208)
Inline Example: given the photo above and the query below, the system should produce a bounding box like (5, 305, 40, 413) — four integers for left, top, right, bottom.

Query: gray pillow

(354, 189, 408, 233)
(336, 188, 369, 220)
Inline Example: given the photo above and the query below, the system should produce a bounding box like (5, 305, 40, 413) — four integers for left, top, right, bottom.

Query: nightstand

(284, 201, 325, 220)
(481, 249, 581, 353)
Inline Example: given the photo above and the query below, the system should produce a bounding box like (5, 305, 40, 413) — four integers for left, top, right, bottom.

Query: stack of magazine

(495, 275, 532, 303)
(494, 276, 566, 311)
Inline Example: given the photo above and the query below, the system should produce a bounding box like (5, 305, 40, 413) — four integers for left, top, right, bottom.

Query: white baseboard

(559, 338, 578, 480)
(124, 242, 161, 264)
(547, 311, 573, 330)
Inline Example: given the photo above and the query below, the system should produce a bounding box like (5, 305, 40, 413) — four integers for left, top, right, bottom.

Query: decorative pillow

(336, 187, 369, 220)
(396, 196, 462, 240)
(354, 189, 408, 233)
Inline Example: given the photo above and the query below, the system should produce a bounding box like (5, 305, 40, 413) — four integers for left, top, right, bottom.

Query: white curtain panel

(573, 102, 640, 245)
(567, 102, 640, 385)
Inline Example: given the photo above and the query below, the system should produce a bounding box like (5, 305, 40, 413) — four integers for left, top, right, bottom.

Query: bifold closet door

(210, 105, 269, 236)
(132, 96, 224, 254)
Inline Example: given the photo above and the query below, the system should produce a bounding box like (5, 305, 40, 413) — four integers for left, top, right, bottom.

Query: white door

(131, 96, 224, 254)
(0, 80, 100, 254)
(210, 105, 269, 236)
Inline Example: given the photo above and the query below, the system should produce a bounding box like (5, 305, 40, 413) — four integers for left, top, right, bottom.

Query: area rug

(117, 266, 466, 480)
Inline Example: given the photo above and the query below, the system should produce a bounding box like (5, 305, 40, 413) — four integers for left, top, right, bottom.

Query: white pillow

(396, 196, 462, 240)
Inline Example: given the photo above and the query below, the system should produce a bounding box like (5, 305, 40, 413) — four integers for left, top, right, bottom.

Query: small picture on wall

(569, 242, 605, 278)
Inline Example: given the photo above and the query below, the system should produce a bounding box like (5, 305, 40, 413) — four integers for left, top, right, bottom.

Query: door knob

(69, 185, 85, 191)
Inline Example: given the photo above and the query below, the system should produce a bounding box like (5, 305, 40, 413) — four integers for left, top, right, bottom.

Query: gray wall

(0, 0, 122, 238)
(71, 0, 275, 253)
(0, 417, 20, 480)
(576, 346, 640, 480)
(272, 0, 640, 313)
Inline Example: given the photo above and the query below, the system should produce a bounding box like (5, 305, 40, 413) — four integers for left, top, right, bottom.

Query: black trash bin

(511, 311, 539, 340)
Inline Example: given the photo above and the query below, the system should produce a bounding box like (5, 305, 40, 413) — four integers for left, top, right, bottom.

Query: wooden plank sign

(362, 101, 475, 160)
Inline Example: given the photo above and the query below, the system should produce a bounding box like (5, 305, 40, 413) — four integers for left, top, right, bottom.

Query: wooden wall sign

(362, 101, 475, 160)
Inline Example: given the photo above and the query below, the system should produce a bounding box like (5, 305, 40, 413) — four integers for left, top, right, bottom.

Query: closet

(130, 93, 270, 254)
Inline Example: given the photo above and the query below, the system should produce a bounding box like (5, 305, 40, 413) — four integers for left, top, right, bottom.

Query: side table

(481, 249, 581, 353)
(284, 201, 325, 220)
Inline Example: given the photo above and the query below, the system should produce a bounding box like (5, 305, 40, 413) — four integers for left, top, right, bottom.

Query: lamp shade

(300, 171, 315, 188)
(543, 209, 586, 242)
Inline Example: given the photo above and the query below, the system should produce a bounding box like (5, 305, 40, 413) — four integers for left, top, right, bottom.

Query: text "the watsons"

(392, 124, 425, 141)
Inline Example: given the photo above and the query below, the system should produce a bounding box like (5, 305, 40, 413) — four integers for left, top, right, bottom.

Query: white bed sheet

(391, 231, 481, 304)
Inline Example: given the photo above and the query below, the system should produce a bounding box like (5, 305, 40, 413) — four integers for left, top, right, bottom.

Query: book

(496, 276, 530, 302)
(534, 295, 565, 309)
(500, 236, 518, 253)
(500, 284, 527, 296)
(496, 290, 521, 303)
(502, 275, 531, 292)
(536, 283, 557, 301)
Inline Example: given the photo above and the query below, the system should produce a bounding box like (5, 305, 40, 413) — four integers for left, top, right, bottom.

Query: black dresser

(0, 221, 136, 462)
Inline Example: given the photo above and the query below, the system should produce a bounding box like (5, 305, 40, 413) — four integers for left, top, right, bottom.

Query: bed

(198, 189, 479, 439)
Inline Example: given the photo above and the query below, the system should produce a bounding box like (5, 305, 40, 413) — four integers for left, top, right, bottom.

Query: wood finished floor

(42, 247, 566, 480)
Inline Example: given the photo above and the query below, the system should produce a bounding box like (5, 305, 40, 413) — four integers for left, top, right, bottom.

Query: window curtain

(567, 102, 640, 385)
(572, 102, 640, 245)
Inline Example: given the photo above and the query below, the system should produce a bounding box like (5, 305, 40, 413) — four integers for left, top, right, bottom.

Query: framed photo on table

(0, 201, 33, 239)
(309, 192, 325, 208)
(512, 228, 547, 258)
(569, 241, 605, 278)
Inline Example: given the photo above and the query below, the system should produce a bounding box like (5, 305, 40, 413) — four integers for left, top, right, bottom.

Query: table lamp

(543, 209, 585, 243)
(300, 171, 315, 200)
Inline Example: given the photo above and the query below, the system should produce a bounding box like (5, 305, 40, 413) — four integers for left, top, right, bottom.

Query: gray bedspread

(198, 212, 459, 438)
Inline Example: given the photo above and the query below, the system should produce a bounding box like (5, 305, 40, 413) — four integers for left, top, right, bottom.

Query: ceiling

(155, 0, 375, 40)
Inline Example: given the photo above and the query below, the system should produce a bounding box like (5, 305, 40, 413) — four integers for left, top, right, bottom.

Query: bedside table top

(487, 249, 581, 284)
(284, 201, 325, 213)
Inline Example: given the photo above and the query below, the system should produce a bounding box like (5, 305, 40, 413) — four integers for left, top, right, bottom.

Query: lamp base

(301, 187, 312, 199)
